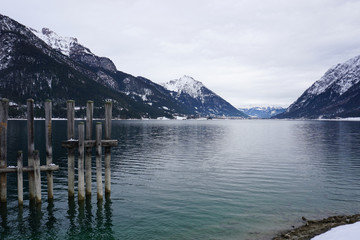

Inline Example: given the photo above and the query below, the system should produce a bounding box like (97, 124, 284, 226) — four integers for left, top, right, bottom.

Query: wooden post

(45, 100, 53, 199)
(67, 100, 75, 198)
(17, 151, 23, 206)
(78, 123, 85, 202)
(27, 99, 35, 200)
(33, 150, 41, 204)
(85, 101, 93, 196)
(96, 123, 103, 201)
(0, 98, 8, 203)
(104, 101, 112, 197)
(105, 101, 112, 140)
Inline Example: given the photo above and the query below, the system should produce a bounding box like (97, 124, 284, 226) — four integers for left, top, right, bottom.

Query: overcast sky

(3, 0, 360, 107)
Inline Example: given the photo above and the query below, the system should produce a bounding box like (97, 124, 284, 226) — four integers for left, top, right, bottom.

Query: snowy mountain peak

(31, 28, 79, 56)
(30, 27, 117, 72)
(162, 75, 210, 99)
(276, 53, 360, 119)
(307, 55, 360, 96)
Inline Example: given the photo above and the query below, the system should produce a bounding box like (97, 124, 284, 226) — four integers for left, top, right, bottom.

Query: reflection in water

(17, 205, 25, 236)
(67, 198, 76, 238)
(46, 199, 56, 235)
(28, 202, 43, 238)
(65, 198, 114, 239)
(104, 199, 113, 236)
(0, 203, 9, 238)
(0, 196, 114, 239)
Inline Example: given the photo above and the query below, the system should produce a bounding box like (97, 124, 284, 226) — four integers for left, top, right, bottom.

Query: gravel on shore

(272, 214, 360, 240)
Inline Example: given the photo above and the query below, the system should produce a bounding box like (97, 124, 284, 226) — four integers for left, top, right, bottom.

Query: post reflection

(29, 200, 43, 237)
(0, 202, 9, 238)
(104, 198, 114, 237)
(46, 199, 56, 232)
(17, 205, 25, 236)
(65, 197, 114, 239)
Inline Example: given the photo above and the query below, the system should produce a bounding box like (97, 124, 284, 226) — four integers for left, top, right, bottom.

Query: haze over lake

(2, 119, 360, 239)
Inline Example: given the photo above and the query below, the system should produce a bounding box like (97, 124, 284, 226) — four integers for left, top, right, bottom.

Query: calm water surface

(1, 119, 360, 239)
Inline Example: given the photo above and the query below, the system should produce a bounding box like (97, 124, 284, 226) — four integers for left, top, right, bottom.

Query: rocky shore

(273, 214, 360, 240)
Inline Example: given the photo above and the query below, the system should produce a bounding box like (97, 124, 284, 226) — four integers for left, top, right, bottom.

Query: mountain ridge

(0, 14, 175, 118)
(239, 106, 286, 119)
(163, 75, 247, 117)
(0, 14, 246, 118)
(274, 54, 360, 119)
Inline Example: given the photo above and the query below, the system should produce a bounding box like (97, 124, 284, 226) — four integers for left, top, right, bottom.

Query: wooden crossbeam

(0, 164, 59, 174)
(61, 139, 118, 148)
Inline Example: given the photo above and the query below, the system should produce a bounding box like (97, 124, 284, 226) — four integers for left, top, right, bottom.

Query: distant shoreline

(273, 214, 360, 240)
(7, 117, 360, 121)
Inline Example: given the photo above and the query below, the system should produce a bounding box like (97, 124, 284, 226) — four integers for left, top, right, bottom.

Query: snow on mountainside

(307, 55, 360, 96)
(239, 106, 286, 118)
(31, 28, 78, 56)
(31, 27, 117, 73)
(0, 13, 247, 118)
(27, 26, 195, 117)
(275, 54, 360, 119)
(162, 76, 248, 117)
(0, 13, 185, 119)
(163, 75, 217, 101)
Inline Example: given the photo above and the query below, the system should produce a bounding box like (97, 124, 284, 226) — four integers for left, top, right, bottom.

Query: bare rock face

(69, 43, 117, 73)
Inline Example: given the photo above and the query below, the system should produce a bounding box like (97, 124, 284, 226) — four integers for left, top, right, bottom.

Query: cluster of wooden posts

(0, 99, 59, 205)
(0, 98, 118, 206)
(62, 100, 118, 201)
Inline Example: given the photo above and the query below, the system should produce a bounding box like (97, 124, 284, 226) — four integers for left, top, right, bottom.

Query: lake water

(1, 119, 360, 239)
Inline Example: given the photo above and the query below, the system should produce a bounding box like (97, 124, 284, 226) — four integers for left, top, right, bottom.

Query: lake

(1, 119, 360, 239)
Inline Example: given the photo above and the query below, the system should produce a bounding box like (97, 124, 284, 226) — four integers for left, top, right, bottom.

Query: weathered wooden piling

(85, 101, 93, 196)
(104, 101, 112, 197)
(33, 151, 41, 204)
(45, 100, 53, 199)
(96, 123, 103, 201)
(61, 101, 117, 202)
(0, 98, 8, 203)
(27, 99, 35, 200)
(0, 99, 59, 205)
(78, 123, 85, 202)
(17, 151, 23, 205)
(67, 100, 75, 198)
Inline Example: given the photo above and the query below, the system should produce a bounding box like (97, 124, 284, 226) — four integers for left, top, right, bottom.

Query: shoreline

(273, 214, 360, 240)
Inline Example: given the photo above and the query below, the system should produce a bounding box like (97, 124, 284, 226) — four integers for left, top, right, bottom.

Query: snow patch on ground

(316, 117, 360, 121)
(312, 222, 360, 240)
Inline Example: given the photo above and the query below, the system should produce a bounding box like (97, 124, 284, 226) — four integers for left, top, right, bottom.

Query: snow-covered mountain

(275, 55, 360, 119)
(163, 76, 248, 117)
(239, 106, 286, 118)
